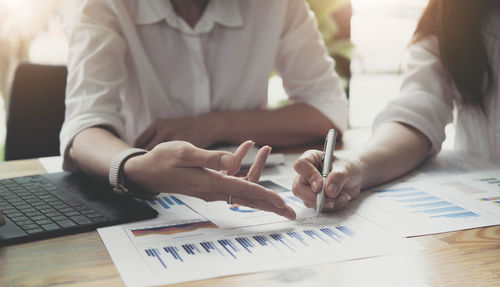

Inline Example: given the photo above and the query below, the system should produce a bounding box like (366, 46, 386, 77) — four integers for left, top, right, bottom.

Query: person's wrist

(352, 153, 369, 189)
(123, 153, 148, 190)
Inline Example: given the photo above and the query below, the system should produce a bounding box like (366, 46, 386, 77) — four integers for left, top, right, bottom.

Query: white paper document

(400, 150, 499, 181)
(98, 151, 499, 286)
(98, 210, 422, 287)
(176, 180, 315, 228)
(353, 169, 500, 237)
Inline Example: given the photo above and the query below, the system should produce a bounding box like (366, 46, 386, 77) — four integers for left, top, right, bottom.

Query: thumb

(179, 146, 237, 171)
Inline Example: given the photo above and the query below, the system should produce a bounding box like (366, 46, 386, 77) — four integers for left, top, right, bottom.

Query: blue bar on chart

(412, 206, 466, 214)
(378, 192, 428, 198)
(336, 226, 355, 237)
(270, 233, 295, 252)
(319, 227, 342, 242)
(374, 187, 417, 193)
(404, 201, 452, 209)
(374, 187, 480, 220)
(140, 195, 184, 210)
(235, 237, 255, 253)
(144, 225, 357, 269)
(430, 211, 479, 218)
(287, 231, 309, 245)
(397, 196, 440, 203)
(303, 230, 329, 244)
(200, 241, 224, 256)
(145, 248, 167, 269)
(181, 243, 201, 255)
(164, 246, 184, 262)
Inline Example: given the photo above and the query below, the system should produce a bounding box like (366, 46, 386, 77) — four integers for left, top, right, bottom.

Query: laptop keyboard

(0, 175, 108, 235)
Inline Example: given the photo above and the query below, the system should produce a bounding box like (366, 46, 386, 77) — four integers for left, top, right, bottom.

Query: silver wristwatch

(109, 148, 155, 199)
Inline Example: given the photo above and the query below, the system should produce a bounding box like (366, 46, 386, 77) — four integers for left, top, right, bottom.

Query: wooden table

(1, 131, 499, 286)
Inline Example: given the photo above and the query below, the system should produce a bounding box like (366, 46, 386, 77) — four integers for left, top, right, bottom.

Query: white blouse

(373, 11, 500, 164)
(60, 0, 348, 169)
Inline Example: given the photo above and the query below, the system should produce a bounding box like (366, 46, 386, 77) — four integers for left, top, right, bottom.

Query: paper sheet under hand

(96, 153, 424, 286)
(176, 180, 315, 229)
(98, 210, 422, 287)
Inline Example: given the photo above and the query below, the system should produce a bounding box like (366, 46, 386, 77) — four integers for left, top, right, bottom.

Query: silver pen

(316, 129, 337, 217)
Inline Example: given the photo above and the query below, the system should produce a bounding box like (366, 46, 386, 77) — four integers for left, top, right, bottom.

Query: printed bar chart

(99, 206, 423, 286)
(144, 224, 356, 269)
(140, 195, 184, 210)
(356, 170, 500, 237)
(374, 188, 480, 219)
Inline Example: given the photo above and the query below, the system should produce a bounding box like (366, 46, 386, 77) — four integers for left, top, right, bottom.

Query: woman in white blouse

(293, 0, 500, 211)
(60, 0, 347, 218)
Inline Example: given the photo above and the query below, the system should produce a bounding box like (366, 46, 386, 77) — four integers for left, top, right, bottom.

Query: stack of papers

(99, 195, 422, 286)
(90, 150, 500, 286)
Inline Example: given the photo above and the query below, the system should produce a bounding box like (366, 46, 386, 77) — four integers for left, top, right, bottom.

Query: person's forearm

(212, 103, 336, 147)
(71, 127, 131, 178)
(356, 122, 432, 189)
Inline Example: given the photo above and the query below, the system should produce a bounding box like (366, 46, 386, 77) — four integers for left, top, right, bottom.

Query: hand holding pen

(316, 129, 337, 217)
(292, 129, 362, 214)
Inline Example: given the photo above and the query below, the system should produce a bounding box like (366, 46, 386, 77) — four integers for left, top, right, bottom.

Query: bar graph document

(353, 169, 500, 237)
(98, 210, 421, 286)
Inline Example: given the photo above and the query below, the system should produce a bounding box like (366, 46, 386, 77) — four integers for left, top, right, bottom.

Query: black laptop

(0, 172, 158, 246)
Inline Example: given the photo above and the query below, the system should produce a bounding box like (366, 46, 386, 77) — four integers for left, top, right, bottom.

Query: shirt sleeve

(373, 36, 455, 156)
(60, 0, 128, 170)
(274, 0, 348, 132)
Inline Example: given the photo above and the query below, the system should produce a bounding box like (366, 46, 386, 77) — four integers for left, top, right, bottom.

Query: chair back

(5, 63, 67, 160)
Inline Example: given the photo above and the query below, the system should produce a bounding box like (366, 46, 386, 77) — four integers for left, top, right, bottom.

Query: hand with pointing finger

(124, 140, 296, 220)
(292, 150, 363, 212)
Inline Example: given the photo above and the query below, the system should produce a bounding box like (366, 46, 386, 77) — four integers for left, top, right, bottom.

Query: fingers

(135, 124, 157, 149)
(292, 176, 317, 208)
(293, 150, 324, 193)
(226, 140, 255, 176)
(246, 145, 271, 182)
(199, 192, 296, 220)
(292, 150, 326, 209)
(293, 154, 363, 213)
(322, 191, 356, 212)
(210, 173, 286, 209)
(233, 197, 296, 220)
(175, 144, 238, 171)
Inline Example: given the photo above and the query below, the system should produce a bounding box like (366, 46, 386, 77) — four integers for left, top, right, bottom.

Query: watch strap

(109, 148, 152, 198)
